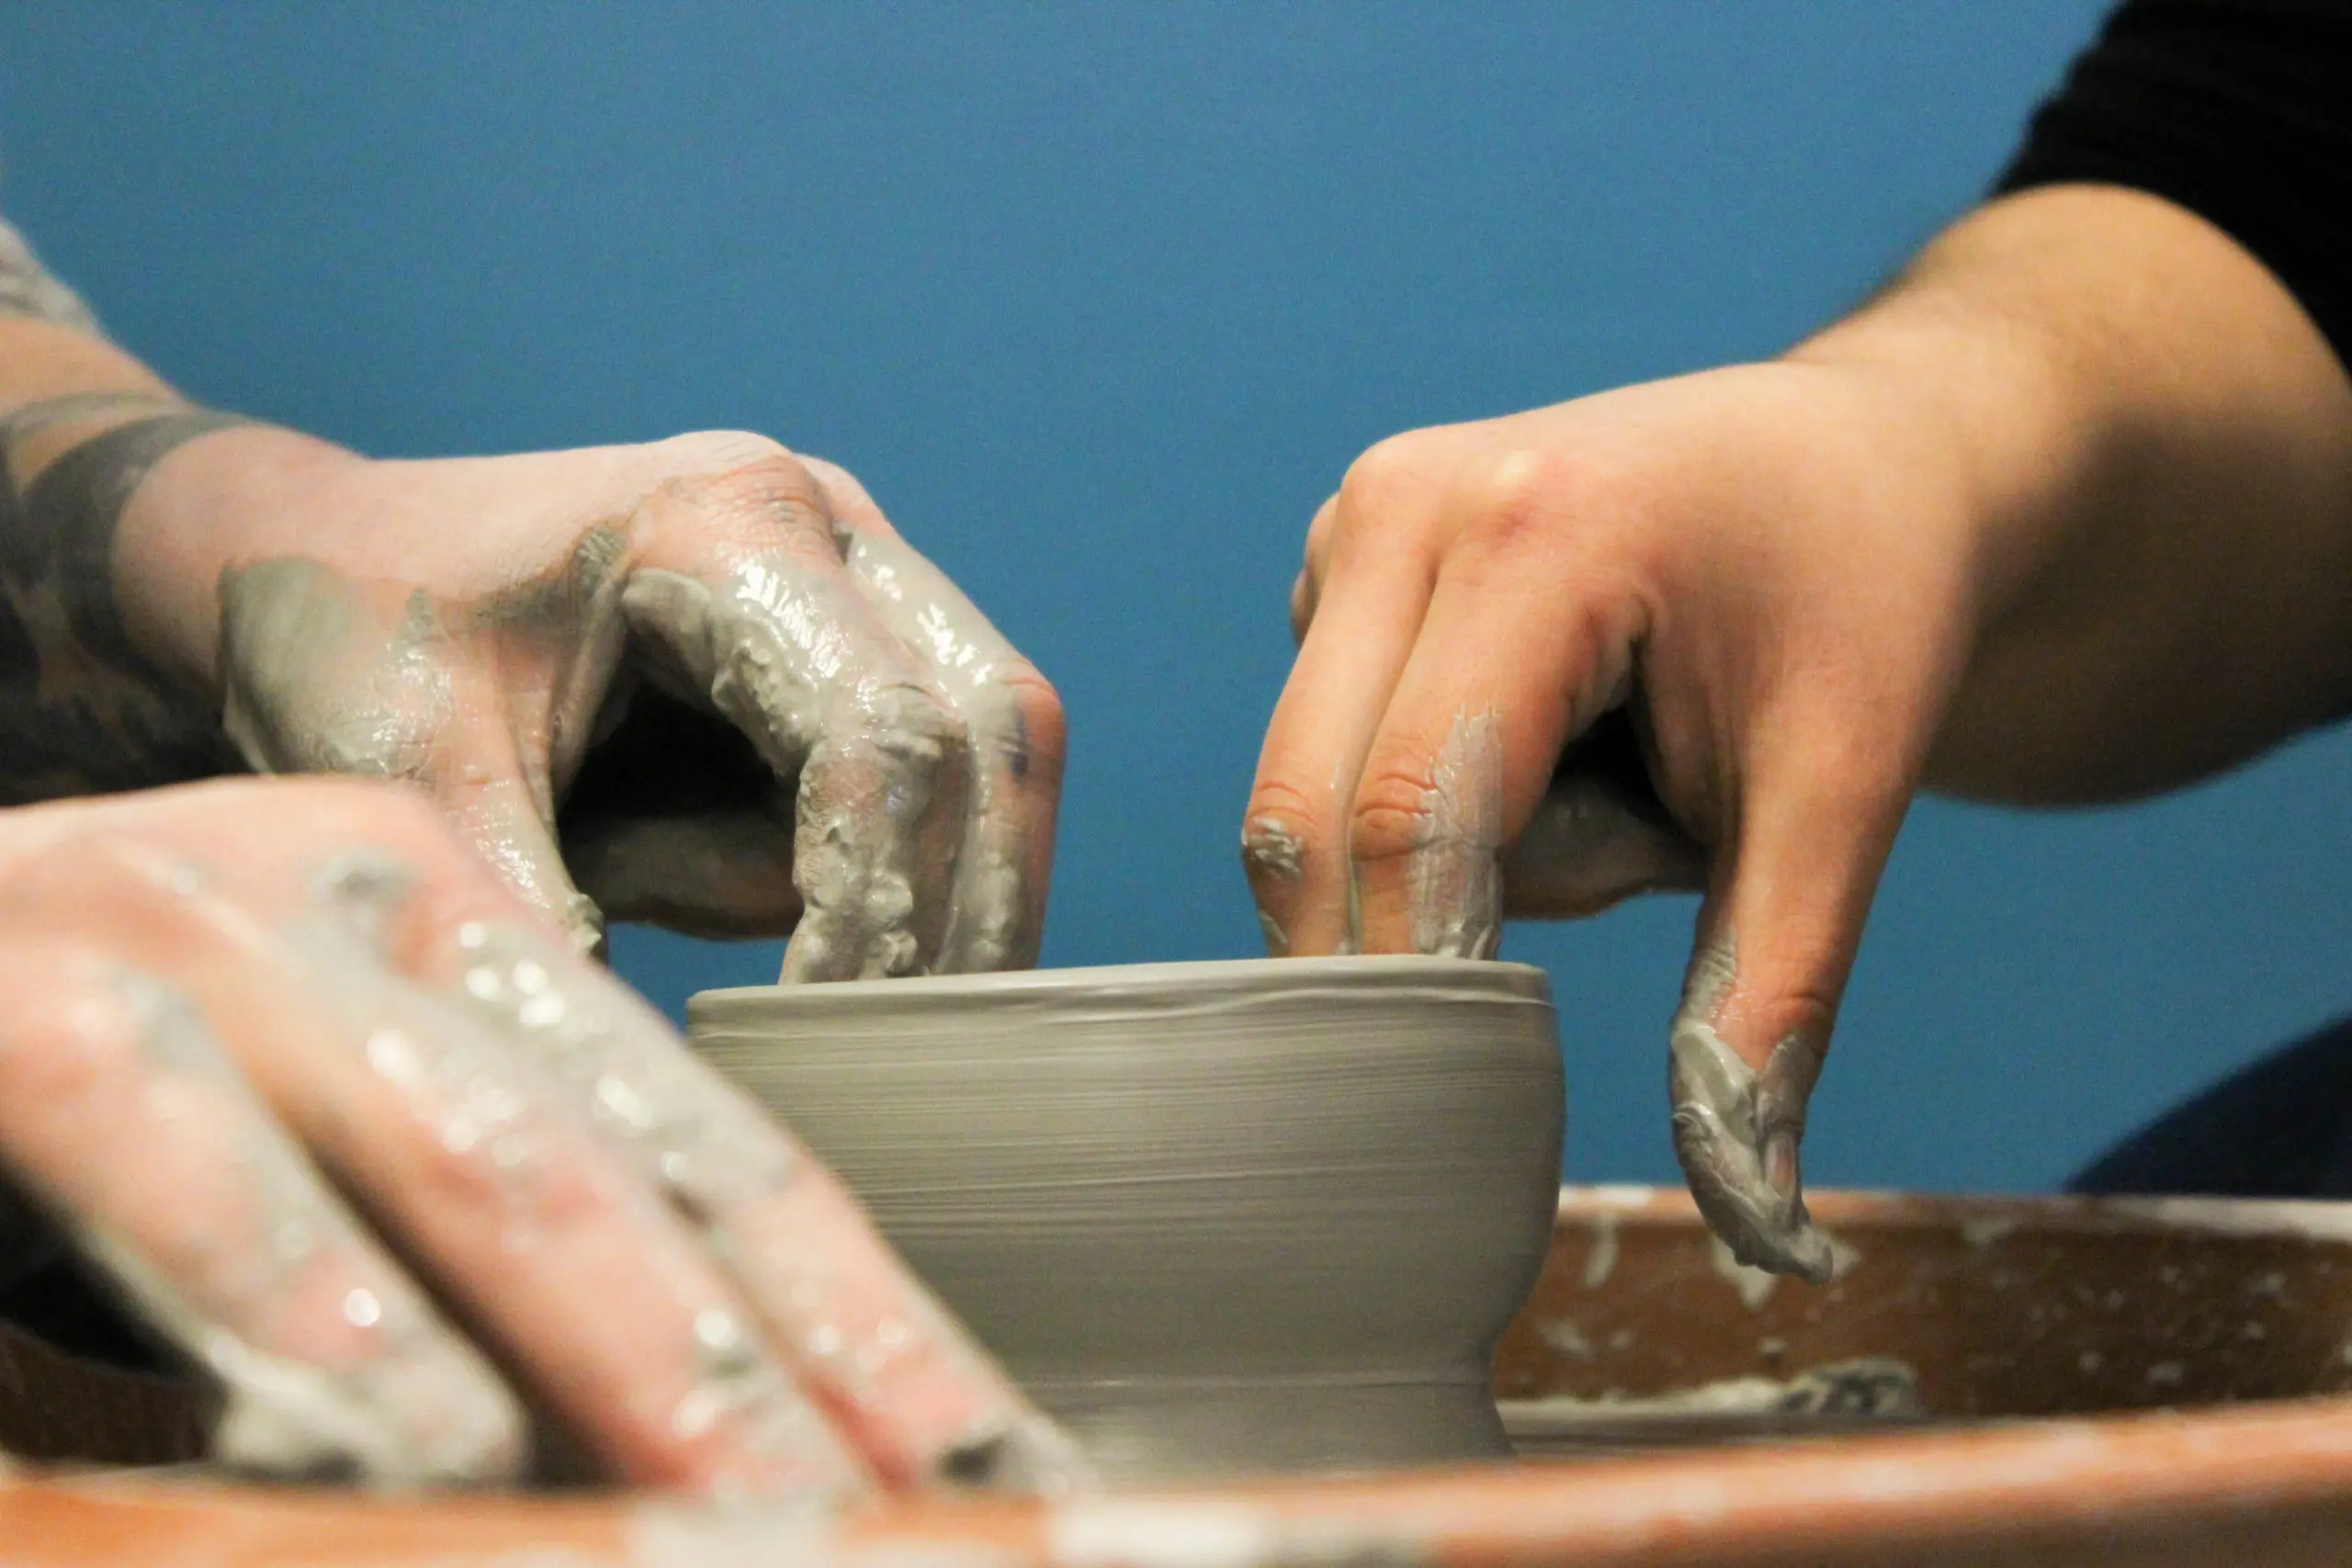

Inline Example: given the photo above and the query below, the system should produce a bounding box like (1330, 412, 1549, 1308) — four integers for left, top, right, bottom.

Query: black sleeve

(1995, 0, 2352, 375)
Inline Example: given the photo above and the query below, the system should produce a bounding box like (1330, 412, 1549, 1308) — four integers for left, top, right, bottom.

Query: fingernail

(933, 1411, 1096, 1496)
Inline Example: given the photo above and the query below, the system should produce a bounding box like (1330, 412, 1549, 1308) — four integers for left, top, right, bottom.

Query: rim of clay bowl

(690, 953, 1551, 1017)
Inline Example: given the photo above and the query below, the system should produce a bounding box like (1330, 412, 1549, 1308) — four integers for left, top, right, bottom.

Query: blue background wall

(6, 2, 2348, 1194)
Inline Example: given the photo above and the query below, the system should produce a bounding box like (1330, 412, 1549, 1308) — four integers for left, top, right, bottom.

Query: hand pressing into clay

(0, 381, 1059, 976)
(1245, 361, 1987, 1284)
(1246, 187, 2352, 1286)
(0, 776, 1086, 1494)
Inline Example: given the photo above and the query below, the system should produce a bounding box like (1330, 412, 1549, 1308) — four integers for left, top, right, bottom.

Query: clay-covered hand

(1245, 363, 1987, 1283)
(105, 417, 1063, 976)
(0, 776, 1086, 1494)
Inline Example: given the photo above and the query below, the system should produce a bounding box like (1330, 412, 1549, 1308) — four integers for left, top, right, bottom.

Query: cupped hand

(1245, 361, 1993, 1280)
(115, 427, 1063, 976)
(0, 776, 1084, 1495)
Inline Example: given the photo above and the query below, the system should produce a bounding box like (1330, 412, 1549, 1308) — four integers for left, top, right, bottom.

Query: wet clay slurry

(688, 956, 1566, 1482)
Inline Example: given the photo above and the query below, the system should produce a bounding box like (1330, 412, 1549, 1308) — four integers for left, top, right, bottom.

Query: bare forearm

(1795, 184, 2352, 804)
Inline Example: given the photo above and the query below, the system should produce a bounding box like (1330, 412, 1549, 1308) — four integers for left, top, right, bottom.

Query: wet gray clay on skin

(689, 955, 1565, 1482)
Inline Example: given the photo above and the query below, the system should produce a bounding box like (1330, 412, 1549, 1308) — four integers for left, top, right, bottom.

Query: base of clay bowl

(689, 955, 1565, 1483)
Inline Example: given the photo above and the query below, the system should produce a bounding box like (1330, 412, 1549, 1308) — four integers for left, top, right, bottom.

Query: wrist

(112, 422, 368, 699)
(1793, 186, 2352, 799)
(1785, 277, 2107, 645)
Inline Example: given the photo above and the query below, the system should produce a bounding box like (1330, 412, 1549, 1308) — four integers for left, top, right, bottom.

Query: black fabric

(2006, 4, 2352, 1196)
(1996, 0, 2352, 377)
(2070, 1015, 2352, 1197)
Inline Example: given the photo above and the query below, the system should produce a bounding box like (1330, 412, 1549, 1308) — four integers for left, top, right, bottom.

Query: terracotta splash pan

(7, 1187, 2352, 1566)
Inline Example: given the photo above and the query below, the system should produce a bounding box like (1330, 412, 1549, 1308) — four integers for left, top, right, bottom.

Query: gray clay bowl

(689, 954, 1565, 1482)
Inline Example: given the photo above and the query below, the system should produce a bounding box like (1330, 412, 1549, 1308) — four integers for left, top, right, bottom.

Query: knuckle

(1456, 445, 1655, 567)
(972, 662, 1067, 778)
(652, 429, 798, 476)
(410, 1114, 616, 1236)
(1242, 776, 1321, 836)
(1717, 929, 1848, 1054)
(403, 1123, 508, 1216)
(646, 434, 831, 538)
(506, 1141, 629, 1233)
(1459, 447, 1579, 551)
(1337, 432, 1437, 518)
(1347, 764, 1441, 866)
(861, 679, 968, 775)
(1759, 984, 1839, 1056)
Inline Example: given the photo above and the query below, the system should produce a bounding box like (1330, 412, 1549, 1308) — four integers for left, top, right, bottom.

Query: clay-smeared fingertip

(560, 890, 607, 959)
(1239, 816, 1306, 885)
(933, 1413, 1097, 1497)
(1239, 818, 1306, 959)
(1672, 1118, 1838, 1287)
(1667, 944, 1838, 1284)
(1724, 1205, 1836, 1286)
(206, 1337, 531, 1489)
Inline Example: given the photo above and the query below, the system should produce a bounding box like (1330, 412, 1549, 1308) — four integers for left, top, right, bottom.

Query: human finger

(203, 779, 1069, 1491)
(256, 856, 873, 1495)
(554, 672, 807, 937)
(424, 915, 1089, 1494)
(428, 682, 604, 953)
(1498, 709, 1708, 918)
(803, 457, 1066, 973)
(1242, 449, 1451, 956)
(216, 558, 603, 953)
(562, 809, 804, 937)
(618, 449, 967, 981)
(48, 807, 874, 1498)
(0, 920, 524, 1483)
(1344, 454, 1650, 954)
(1289, 493, 1339, 645)
(1665, 710, 1914, 1283)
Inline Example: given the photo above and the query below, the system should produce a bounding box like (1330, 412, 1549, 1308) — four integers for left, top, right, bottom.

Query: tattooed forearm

(0, 394, 257, 802)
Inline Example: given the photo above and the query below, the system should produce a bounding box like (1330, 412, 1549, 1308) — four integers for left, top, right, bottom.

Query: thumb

(217, 558, 603, 953)
(373, 648, 604, 955)
(1667, 731, 1910, 1284)
(433, 749, 605, 956)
